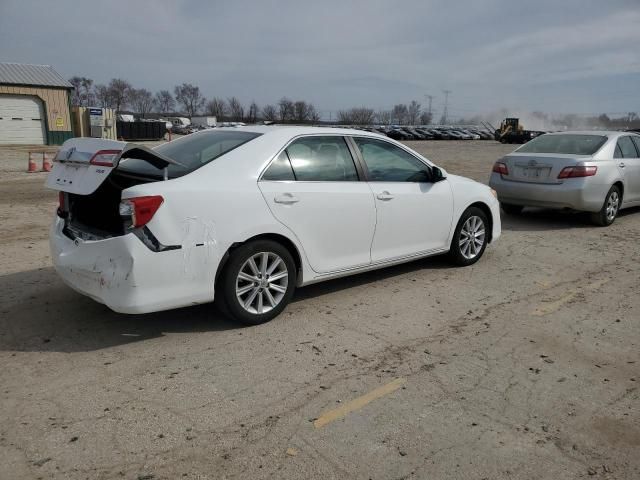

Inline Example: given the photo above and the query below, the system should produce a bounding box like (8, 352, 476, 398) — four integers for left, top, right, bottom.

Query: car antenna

(163, 166, 168, 181)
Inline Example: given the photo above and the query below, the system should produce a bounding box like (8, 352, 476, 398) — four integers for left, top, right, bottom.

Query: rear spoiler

(54, 138, 184, 169)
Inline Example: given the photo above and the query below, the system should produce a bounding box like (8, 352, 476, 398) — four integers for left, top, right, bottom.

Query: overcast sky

(1, 0, 638, 120)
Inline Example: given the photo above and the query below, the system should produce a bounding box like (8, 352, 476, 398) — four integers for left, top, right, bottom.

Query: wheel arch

(613, 180, 624, 202)
(214, 233, 304, 286)
(466, 201, 494, 243)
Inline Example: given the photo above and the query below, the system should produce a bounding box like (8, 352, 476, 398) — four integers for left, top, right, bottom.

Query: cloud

(1, 0, 638, 116)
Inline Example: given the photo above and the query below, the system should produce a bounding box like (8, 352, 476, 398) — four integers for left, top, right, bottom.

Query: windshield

(117, 130, 262, 178)
(516, 134, 607, 155)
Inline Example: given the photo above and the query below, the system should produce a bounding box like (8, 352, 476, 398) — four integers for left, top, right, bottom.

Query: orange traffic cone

(28, 152, 41, 173)
(43, 153, 54, 172)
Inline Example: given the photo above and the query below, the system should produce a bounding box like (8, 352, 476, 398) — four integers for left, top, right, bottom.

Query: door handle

(376, 191, 394, 201)
(274, 193, 299, 204)
(619, 162, 625, 168)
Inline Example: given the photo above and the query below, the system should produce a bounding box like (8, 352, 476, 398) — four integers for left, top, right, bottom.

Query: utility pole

(424, 94, 433, 116)
(442, 90, 451, 124)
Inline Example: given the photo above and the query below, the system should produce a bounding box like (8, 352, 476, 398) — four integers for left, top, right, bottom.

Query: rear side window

(285, 136, 358, 181)
(118, 130, 261, 178)
(617, 136, 639, 158)
(516, 134, 607, 155)
(262, 151, 295, 181)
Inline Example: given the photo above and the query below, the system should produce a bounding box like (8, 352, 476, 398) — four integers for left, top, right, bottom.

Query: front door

(352, 136, 453, 262)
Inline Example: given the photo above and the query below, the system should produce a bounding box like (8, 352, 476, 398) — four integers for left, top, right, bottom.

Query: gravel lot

(1, 140, 638, 480)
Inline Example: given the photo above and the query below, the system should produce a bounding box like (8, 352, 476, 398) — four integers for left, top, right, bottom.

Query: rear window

(117, 130, 261, 178)
(516, 134, 607, 155)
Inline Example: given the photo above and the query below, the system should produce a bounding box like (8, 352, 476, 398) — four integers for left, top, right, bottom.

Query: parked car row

(344, 125, 494, 141)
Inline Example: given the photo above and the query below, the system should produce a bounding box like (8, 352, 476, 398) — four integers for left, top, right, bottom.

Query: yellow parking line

(313, 378, 406, 429)
(532, 279, 609, 316)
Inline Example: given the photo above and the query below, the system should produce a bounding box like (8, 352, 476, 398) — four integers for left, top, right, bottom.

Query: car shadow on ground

(503, 207, 608, 231)
(0, 256, 454, 353)
(502, 206, 640, 231)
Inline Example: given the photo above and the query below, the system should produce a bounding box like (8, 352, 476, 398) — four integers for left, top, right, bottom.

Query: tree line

(338, 101, 433, 126)
(68, 76, 321, 123)
(68, 76, 436, 125)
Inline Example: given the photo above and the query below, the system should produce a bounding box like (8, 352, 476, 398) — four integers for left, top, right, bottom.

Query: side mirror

(430, 166, 446, 183)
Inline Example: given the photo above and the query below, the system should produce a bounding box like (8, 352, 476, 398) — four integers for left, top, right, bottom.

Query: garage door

(0, 95, 46, 145)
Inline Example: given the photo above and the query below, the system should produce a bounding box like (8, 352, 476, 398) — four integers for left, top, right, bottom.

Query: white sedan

(47, 127, 501, 324)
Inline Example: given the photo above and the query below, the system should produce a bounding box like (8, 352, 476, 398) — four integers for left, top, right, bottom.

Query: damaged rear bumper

(50, 217, 217, 314)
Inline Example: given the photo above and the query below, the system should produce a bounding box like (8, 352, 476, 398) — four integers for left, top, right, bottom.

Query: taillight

(119, 196, 164, 229)
(492, 162, 508, 175)
(57, 191, 67, 218)
(89, 149, 121, 167)
(557, 166, 597, 179)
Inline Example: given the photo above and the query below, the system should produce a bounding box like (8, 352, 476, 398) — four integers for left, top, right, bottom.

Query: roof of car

(210, 125, 386, 137)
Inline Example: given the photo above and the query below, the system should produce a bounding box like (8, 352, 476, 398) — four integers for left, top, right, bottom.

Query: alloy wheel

(459, 215, 486, 260)
(235, 252, 288, 314)
(606, 191, 619, 222)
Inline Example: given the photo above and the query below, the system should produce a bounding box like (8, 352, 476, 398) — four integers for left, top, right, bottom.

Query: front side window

(617, 136, 639, 158)
(285, 136, 358, 181)
(353, 137, 429, 182)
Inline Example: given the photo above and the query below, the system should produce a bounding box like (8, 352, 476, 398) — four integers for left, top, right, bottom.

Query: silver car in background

(489, 131, 640, 226)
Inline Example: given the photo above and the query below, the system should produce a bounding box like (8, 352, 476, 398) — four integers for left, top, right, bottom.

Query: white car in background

(47, 127, 501, 324)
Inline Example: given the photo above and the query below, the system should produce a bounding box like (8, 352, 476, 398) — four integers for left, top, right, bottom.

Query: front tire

(591, 185, 621, 227)
(448, 207, 489, 266)
(218, 240, 296, 325)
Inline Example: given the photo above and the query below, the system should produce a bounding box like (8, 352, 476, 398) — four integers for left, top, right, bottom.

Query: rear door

(352, 136, 453, 262)
(616, 136, 640, 202)
(258, 135, 376, 273)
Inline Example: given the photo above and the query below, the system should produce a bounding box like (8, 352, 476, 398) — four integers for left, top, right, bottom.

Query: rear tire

(448, 207, 489, 266)
(501, 203, 524, 215)
(591, 185, 621, 227)
(217, 240, 296, 325)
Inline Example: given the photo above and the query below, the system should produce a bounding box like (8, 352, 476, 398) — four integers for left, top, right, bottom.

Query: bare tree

(392, 104, 408, 124)
(81, 78, 94, 106)
(293, 101, 310, 122)
(307, 104, 321, 123)
(205, 97, 227, 121)
(261, 104, 278, 121)
(94, 84, 113, 108)
(338, 107, 375, 125)
(108, 78, 132, 112)
(68, 77, 83, 106)
(68, 76, 95, 106)
(155, 90, 175, 113)
(407, 100, 421, 125)
(419, 111, 433, 125)
(174, 83, 205, 117)
(130, 88, 156, 118)
(278, 97, 295, 122)
(248, 101, 259, 123)
(227, 97, 244, 121)
(376, 110, 392, 125)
